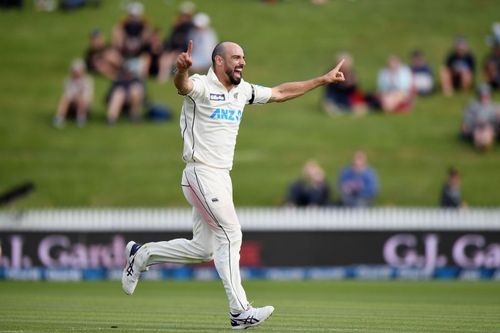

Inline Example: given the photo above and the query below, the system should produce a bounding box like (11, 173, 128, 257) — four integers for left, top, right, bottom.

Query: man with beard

(122, 40, 345, 330)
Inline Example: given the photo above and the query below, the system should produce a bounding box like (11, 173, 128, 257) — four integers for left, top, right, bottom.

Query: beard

(226, 67, 243, 85)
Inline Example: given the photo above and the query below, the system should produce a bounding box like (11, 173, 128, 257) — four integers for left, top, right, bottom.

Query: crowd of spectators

(54, 1, 217, 128)
(320, 24, 500, 152)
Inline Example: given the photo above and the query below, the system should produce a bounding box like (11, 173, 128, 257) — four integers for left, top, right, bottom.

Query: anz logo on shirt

(209, 108, 242, 122)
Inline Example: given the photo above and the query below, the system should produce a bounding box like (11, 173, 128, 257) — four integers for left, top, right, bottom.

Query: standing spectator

(461, 83, 500, 151)
(440, 36, 476, 96)
(159, 1, 195, 83)
(410, 49, 434, 96)
(484, 40, 500, 91)
(440, 167, 462, 208)
(322, 52, 366, 115)
(84, 29, 123, 79)
(106, 62, 145, 125)
(377, 55, 414, 112)
(53, 59, 93, 128)
(188, 13, 218, 74)
(285, 160, 331, 207)
(337, 151, 379, 207)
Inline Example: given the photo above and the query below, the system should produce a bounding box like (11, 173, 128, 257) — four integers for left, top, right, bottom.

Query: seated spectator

(337, 151, 378, 207)
(410, 49, 434, 96)
(141, 28, 164, 80)
(188, 13, 218, 74)
(461, 83, 500, 151)
(159, 1, 195, 83)
(440, 167, 462, 208)
(112, 1, 151, 71)
(377, 55, 414, 112)
(440, 36, 476, 96)
(106, 62, 145, 125)
(84, 29, 123, 79)
(53, 59, 93, 128)
(285, 160, 330, 207)
(322, 52, 367, 115)
(484, 40, 500, 91)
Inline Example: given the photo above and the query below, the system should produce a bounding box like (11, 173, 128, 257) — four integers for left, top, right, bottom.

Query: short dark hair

(211, 42, 226, 67)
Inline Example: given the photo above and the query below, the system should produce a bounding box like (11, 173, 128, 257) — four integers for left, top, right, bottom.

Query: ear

(216, 55, 224, 65)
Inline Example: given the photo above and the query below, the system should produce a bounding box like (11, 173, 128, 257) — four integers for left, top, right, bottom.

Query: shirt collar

(207, 67, 221, 85)
(207, 67, 243, 92)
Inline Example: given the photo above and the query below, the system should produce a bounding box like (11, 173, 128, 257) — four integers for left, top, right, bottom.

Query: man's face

(221, 44, 246, 85)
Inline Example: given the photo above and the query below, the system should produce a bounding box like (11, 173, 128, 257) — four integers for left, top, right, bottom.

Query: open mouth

(234, 67, 243, 77)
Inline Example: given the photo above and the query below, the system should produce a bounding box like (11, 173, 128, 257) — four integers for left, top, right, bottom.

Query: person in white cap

(187, 12, 218, 73)
(122, 40, 345, 329)
(112, 1, 150, 60)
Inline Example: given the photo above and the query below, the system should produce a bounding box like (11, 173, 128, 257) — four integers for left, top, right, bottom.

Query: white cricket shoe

(121, 241, 149, 295)
(230, 305, 275, 330)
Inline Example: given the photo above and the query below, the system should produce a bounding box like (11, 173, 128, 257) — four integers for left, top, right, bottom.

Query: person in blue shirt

(337, 151, 379, 207)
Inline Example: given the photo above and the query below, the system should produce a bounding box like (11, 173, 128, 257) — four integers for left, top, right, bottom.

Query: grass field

(0, 280, 499, 332)
(1, 0, 500, 207)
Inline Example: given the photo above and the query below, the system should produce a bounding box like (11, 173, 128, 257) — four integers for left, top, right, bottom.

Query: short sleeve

(186, 74, 206, 100)
(247, 83, 272, 105)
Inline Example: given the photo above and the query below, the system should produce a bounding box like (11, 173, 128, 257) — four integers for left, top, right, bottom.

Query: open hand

(176, 40, 193, 72)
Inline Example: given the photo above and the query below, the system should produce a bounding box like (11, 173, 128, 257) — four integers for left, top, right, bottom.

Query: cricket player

(122, 40, 345, 330)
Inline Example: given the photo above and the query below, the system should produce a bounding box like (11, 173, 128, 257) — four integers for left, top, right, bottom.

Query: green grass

(0, 281, 499, 332)
(1, 0, 500, 207)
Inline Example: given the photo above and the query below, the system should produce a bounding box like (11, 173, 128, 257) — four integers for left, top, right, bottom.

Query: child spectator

(440, 36, 476, 96)
(461, 83, 500, 151)
(54, 59, 93, 128)
(285, 160, 331, 207)
(410, 49, 434, 96)
(322, 52, 366, 115)
(377, 55, 413, 112)
(337, 151, 379, 207)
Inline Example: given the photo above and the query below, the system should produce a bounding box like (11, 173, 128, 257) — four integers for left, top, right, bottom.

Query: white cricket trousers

(143, 163, 250, 313)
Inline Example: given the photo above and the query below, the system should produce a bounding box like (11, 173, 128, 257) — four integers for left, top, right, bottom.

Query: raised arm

(174, 40, 194, 95)
(269, 59, 345, 103)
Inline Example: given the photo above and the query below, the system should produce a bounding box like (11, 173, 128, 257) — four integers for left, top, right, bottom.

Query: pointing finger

(334, 58, 345, 71)
(187, 40, 193, 56)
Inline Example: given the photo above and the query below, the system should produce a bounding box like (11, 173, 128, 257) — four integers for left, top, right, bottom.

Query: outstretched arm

(174, 40, 194, 95)
(269, 59, 345, 103)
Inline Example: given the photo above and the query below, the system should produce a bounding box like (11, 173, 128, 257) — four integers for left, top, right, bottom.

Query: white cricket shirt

(180, 67, 272, 170)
